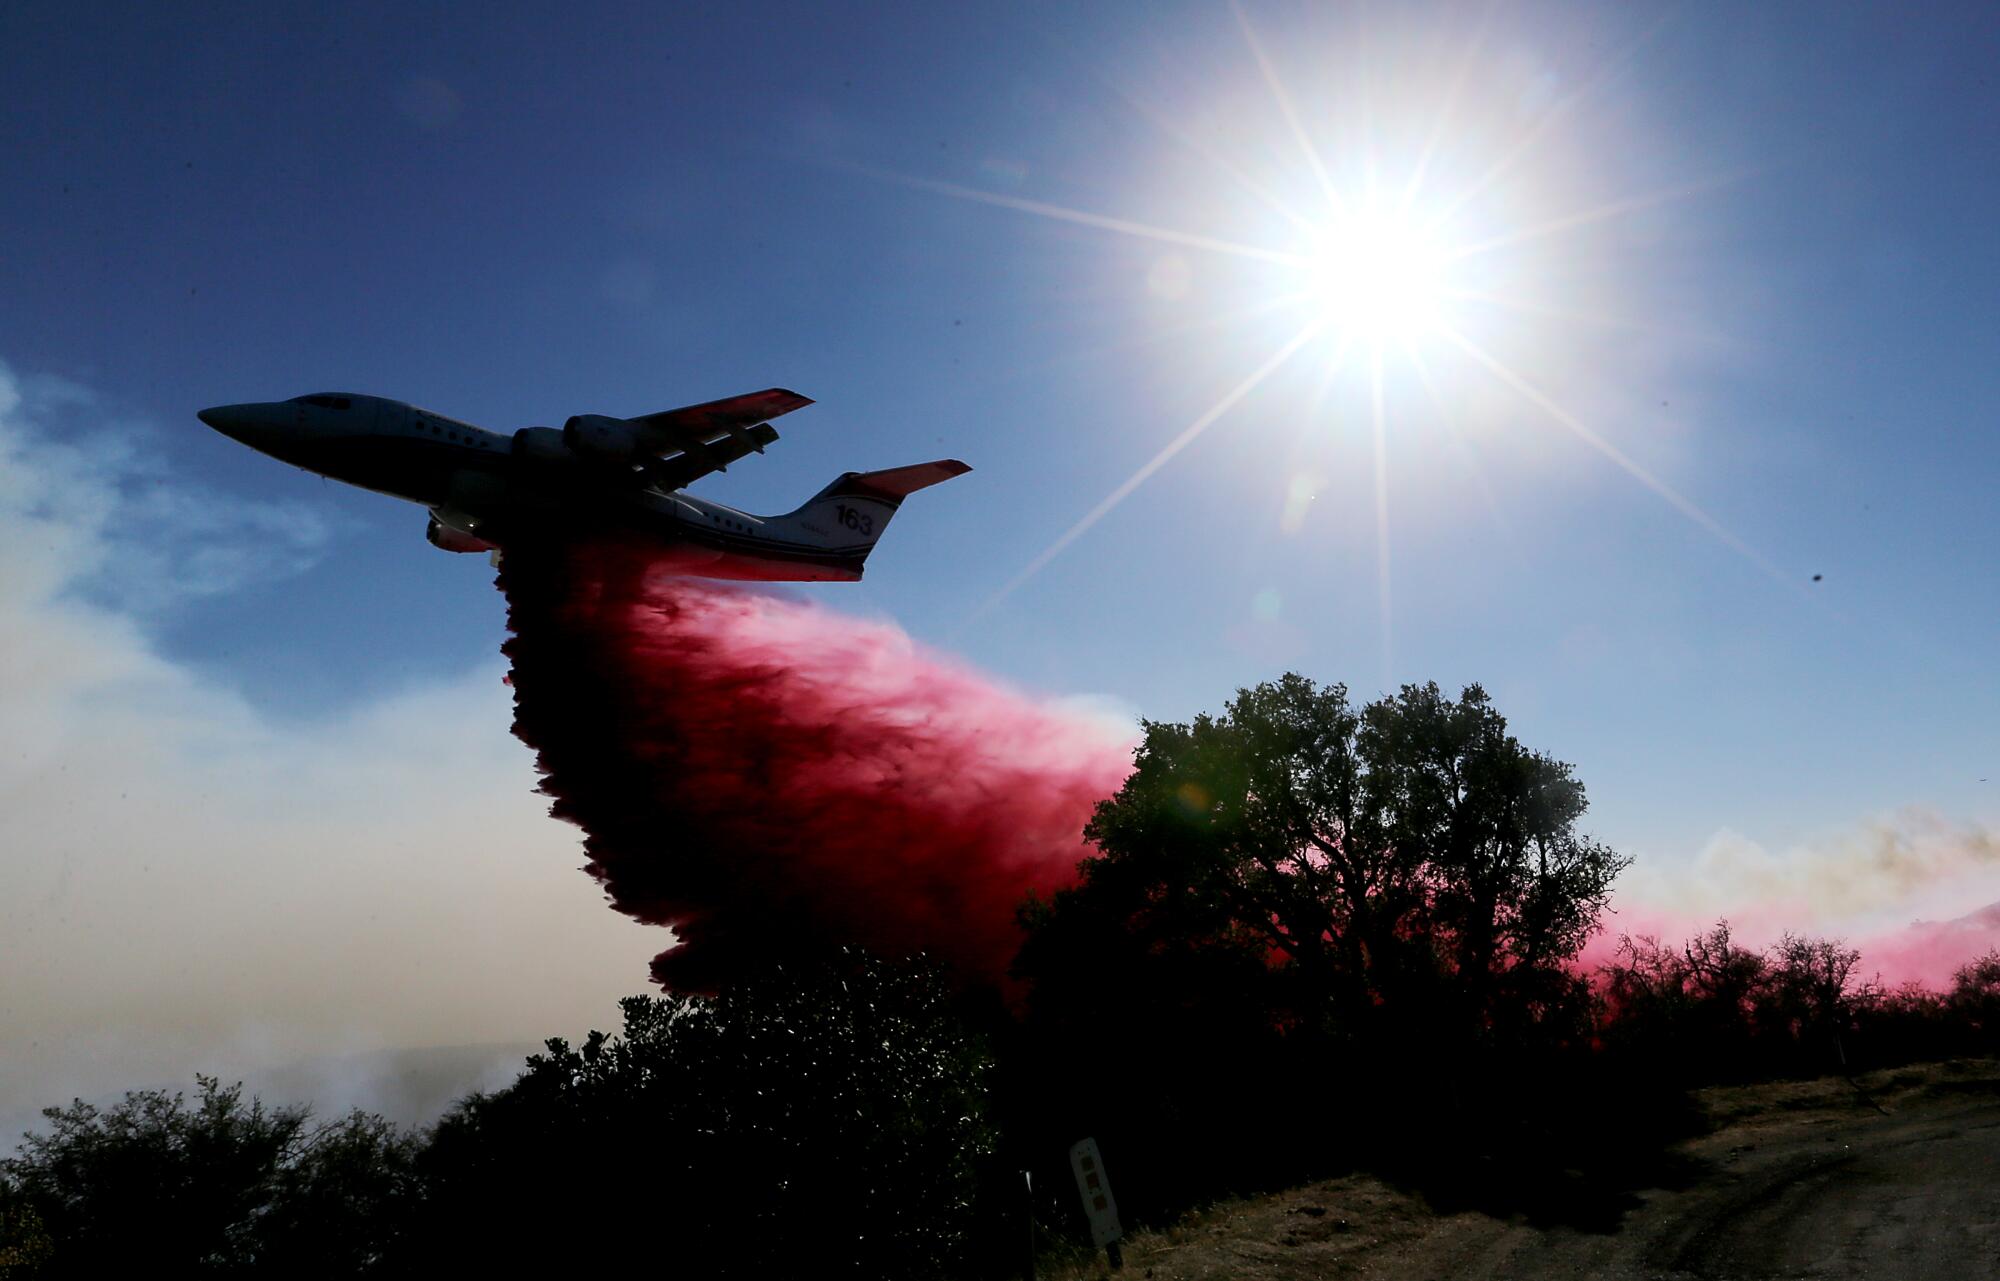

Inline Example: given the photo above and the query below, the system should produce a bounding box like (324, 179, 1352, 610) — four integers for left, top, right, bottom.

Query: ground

(1051, 1059, 2000, 1280)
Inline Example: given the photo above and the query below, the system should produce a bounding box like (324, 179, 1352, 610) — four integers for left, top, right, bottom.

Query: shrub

(404, 951, 994, 1278)
(0, 1077, 417, 1279)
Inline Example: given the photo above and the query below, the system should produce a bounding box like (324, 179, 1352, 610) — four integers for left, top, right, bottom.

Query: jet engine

(562, 413, 643, 462)
(510, 425, 571, 464)
(426, 515, 495, 554)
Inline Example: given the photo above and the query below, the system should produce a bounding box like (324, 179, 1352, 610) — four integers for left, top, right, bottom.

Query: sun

(903, 8, 1790, 630)
(1304, 206, 1451, 342)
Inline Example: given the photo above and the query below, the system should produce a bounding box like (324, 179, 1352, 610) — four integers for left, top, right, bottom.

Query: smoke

(0, 360, 661, 1150)
(498, 538, 1135, 990)
(1616, 810, 2000, 937)
(1590, 811, 2000, 988)
(1856, 902, 2000, 989)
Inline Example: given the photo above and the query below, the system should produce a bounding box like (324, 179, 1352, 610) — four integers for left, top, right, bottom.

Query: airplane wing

(628, 388, 813, 437)
(644, 422, 779, 491)
(625, 388, 812, 488)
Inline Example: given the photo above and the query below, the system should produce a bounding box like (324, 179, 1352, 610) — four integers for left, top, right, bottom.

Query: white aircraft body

(198, 389, 968, 581)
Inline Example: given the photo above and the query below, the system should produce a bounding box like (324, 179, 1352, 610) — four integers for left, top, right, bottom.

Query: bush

(1947, 950, 2000, 1048)
(403, 951, 995, 1278)
(0, 1077, 417, 1279)
(1595, 925, 2000, 1082)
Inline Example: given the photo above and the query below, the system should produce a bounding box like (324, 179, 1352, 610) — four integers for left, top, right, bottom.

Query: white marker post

(1067, 1136, 1124, 1270)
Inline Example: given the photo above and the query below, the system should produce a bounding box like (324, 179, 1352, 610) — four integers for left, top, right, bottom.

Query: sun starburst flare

(860, 7, 1782, 655)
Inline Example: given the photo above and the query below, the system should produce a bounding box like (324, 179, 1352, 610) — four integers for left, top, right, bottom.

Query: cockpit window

(293, 394, 352, 410)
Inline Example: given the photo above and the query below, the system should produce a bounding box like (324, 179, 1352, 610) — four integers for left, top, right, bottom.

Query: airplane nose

(198, 403, 257, 441)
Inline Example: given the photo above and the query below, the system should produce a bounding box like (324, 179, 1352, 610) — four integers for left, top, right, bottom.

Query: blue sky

(3, 1, 1998, 1116)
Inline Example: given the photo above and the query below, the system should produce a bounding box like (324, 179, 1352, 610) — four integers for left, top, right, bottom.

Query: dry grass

(1690, 1056, 2000, 1132)
(1042, 1171, 1452, 1281)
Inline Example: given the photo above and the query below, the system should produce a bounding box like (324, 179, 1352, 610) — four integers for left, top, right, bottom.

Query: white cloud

(0, 363, 656, 1144)
(1617, 808, 2000, 939)
(0, 371, 334, 615)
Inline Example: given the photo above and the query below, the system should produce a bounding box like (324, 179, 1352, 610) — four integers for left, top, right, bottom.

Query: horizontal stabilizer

(833, 459, 972, 504)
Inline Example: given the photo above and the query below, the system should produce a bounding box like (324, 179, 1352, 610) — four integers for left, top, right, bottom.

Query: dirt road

(1413, 1091, 2000, 1279)
(1068, 1063, 2000, 1280)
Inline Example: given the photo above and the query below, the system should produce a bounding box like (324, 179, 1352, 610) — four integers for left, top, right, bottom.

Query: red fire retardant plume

(499, 538, 1134, 991)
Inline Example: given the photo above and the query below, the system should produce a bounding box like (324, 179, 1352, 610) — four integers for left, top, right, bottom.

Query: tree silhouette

(1025, 676, 1625, 1034)
(1012, 675, 1631, 1217)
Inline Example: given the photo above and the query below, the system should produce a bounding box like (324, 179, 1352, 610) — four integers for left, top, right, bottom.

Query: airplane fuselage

(198, 392, 934, 581)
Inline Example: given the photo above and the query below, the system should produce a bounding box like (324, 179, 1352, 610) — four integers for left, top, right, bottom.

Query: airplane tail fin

(768, 459, 970, 575)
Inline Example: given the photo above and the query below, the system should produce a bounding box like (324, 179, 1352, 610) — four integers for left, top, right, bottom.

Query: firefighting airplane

(198, 389, 968, 581)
